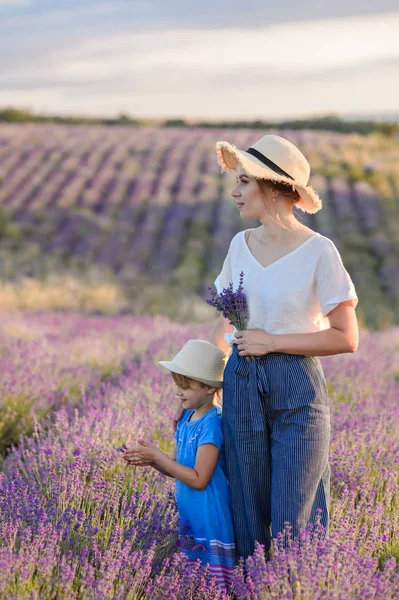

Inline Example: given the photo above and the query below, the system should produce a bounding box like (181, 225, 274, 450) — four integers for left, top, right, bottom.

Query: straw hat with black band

(216, 134, 322, 214)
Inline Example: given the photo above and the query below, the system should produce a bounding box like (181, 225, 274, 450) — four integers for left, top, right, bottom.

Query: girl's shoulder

(201, 406, 223, 430)
(194, 406, 224, 449)
(186, 406, 222, 432)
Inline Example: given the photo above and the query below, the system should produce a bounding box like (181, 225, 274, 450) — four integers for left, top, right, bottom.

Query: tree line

(0, 107, 398, 137)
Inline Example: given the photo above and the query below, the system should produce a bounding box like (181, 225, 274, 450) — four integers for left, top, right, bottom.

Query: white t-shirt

(214, 230, 358, 346)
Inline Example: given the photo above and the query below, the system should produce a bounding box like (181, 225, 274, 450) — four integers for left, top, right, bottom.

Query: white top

(214, 230, 358, 346)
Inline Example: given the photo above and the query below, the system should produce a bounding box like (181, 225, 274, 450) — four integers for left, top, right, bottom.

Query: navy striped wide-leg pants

(223, 345, 331, 559)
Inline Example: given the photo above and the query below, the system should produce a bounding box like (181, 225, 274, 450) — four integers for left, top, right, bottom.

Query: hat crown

(252, 135, 310, 186)
(160, 339, 226, 386)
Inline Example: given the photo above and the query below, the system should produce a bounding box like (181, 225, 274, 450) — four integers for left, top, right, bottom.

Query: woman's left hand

(234, 329, 277, 356)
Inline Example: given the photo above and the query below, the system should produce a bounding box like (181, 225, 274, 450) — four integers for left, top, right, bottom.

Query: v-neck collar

(242, 230, 320, 271)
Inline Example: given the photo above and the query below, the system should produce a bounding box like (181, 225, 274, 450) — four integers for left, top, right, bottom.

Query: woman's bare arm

(209, 314, 233, 355)
(273, 301, 358, 355)
(235, 301, 359, 357)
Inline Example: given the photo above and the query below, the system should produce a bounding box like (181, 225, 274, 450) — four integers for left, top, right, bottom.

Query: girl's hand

(123, 440, 161, 466)
(234, 328, 277, 357)
(123, 454, 153, 467)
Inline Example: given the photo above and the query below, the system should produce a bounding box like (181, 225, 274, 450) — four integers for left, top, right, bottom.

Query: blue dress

(174, 405, 236, 590)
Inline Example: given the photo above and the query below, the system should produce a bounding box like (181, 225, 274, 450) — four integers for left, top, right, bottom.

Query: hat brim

(158, 360, 223, 388)
(216, 141, 322, 215)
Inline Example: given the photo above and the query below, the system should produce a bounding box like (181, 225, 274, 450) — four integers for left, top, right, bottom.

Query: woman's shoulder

(299, 233, 343, 269)
(222, 230, 245, 258)
(311, 233, 342, 254)
(229, 229, 255, 249)
(227, 228, 336, 256)
(309, 234, 349, 274)
(296, 228, 336, 251)
(230, 230, 246, 244)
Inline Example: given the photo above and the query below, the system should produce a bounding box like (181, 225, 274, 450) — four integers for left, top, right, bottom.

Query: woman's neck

(257, 213, 303, 243)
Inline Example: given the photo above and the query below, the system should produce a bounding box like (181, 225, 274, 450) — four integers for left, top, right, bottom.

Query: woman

(208, 134, 359, 560)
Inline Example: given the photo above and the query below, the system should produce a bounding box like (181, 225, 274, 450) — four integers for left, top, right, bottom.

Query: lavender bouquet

(206, 271, 249, 331)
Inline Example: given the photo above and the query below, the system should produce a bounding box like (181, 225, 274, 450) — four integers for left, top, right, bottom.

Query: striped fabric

(223, 345, 331, 559)
(185, 559, 234, 590)
(182, 536, 235, 590)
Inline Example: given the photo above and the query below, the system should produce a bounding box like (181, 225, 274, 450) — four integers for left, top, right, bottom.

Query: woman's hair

(256, 179, 302, 229)
(171, 372, 221, 398)
(257, 179, 300, 203)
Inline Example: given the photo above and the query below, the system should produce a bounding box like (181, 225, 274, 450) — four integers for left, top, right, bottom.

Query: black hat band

(246, 147, 294, 180)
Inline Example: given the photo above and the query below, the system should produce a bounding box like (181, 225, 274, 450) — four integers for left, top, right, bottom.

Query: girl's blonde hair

(171, 372, 222, 399)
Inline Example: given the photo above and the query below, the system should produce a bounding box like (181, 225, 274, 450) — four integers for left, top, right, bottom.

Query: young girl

(123, 339, 236, 591)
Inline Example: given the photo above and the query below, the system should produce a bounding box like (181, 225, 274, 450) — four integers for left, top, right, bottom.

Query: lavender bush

(0, 313, 398, 598)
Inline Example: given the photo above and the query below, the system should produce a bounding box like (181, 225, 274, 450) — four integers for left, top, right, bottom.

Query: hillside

(0, 124, 398, 328)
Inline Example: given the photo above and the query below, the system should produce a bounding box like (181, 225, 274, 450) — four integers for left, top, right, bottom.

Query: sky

(1, 0, 398, 120)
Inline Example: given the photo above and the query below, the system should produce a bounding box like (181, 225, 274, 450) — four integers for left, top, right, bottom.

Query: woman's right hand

(173, 403, 184, 432)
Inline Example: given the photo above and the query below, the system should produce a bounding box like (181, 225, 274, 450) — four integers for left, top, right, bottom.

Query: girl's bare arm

(152, 445, 177, 477)
(125, 441, 219, 490)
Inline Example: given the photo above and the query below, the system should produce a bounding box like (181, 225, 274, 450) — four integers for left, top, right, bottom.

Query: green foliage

(153, 431, 175, 454)
(1, 107, 397, 136)
(196, 114, 399, 136)
(0, 208, 21, 242)
(0, 107, 35, 122)
(0, 395, 37, 456)
(86, 360, 121, 382)
(0, 107, 140, 126)
(162, 119, 188, 127)
(377, 538, 399, 569)
(327, 380, 356, 409)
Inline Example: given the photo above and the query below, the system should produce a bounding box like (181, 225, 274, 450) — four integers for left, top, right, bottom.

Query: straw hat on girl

(216, 134, 322, 214)
(159, 340, 227, 388)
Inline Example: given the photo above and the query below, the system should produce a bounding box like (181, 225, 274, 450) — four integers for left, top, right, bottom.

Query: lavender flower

(0, 312, 398, 599)
(206, 272, 249, 331)
(114, 442, 128, 453)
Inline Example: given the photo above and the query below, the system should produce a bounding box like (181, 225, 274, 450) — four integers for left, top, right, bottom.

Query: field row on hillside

(0, 124, 398, 328)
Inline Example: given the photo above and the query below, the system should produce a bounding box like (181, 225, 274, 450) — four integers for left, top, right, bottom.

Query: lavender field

(0, 312, 398, 599)
(0, 124, 398, 596)
(0, 124, 398, 327)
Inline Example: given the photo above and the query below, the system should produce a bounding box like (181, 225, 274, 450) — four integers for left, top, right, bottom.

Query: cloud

(0, 0, 30, 5)
(1, 11, 398, 119)
(1, 0, 398, 35)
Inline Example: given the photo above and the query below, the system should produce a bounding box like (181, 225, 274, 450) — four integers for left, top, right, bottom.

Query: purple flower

(114, 442, 128, 453)
(206, 272, 249, 331)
